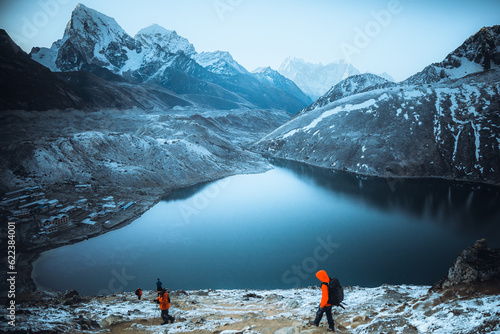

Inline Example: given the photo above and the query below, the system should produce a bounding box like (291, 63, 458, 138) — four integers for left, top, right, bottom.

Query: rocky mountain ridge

(27, 3, 309, 113)
(0, 30, 85, 111)
(302, 73, 393, 113)
(404, 25, 500, 86)
(254, 25, 500, 185)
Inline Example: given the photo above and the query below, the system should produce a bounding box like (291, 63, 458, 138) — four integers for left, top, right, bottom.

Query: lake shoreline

(25, 158, 500, 295)
(267, 157, 500, 188)
(24, 167, 274, 294)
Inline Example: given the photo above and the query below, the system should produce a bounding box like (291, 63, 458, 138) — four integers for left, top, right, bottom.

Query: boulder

(286, 299, 300, 309)
(243, 293, 263, 299)
(274, 326, 301, 334)
(63, 290, 79, 299)
(99, 315, 125, 327)
(432, 239, 500, 290)
(264, 294, 285, 302)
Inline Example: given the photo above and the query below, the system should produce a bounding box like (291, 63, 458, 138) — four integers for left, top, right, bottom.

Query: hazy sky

(1, 0, 499, 81)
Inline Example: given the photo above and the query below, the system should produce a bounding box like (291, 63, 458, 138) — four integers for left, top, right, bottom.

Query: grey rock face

(254, 71, 500, 184)
(0, 108, 290, 192)
(433, 239, 500, 289)
(0, 30, 85, 111)
(302, 73, 393, 113)
(404, 25, 500, 85)
(254, 26, 500, 185)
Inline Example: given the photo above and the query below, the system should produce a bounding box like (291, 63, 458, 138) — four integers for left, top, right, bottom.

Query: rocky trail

(2, 283, 500, 334)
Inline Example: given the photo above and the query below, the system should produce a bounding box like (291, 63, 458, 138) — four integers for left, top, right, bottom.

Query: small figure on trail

(313, 269, 344, 332)
(156, 278, 163, 292)
(155, 288, 175, 325)
(135, 287, 142, 300)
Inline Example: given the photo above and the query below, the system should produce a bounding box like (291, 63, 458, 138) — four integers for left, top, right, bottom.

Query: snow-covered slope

(252, 67, 313, 106)
(31, 3, 136, 72)
(0, 107, 289, 191)
(374, 71, 395, 82)
(4, 285, 500, 333)
(405, 25, 500, 85)
(193, 51, 248, 76)
(255, 70, 500, 184)
(303, 73, 393, 113)
(255, 26, 500, 185)
(135, 24, 196, 56)
(30, 4, 197, 76)
(278, 57, 360, 99)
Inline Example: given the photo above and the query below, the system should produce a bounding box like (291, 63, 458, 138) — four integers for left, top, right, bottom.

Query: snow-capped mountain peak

(27, 4, 312, 113)
(278, 57, 360, 99)
(192, 51, 248, 75)
(405, 25, 500, 85)
(64, 3, 129, 41)
(32, 3, 137, 72)
(252, 66, 274, 74)
(135, 24, 196, 56)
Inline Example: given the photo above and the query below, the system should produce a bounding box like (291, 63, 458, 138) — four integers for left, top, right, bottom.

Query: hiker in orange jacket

(135, 287, 142, 300)
(313, 270, 335, 331)
(156, 288, 175, 325)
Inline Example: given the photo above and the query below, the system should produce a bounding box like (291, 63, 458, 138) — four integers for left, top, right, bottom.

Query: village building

(40, 214, 70, 228)
(75, 198, 89, 208)
(60, 205, 76, 214)
(75, 184, 91, 192)
(12, 209, 30, 219)
(81, 218, 97, 225)
(103, 203, 118, 213)
(122, 201, 135, 210)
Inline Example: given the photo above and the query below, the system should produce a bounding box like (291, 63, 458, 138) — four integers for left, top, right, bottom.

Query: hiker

(156, 288, 175, 325)
(313, 270, 336, 332)
(156, 278, 163, 292)
(135, 287, 142, 300)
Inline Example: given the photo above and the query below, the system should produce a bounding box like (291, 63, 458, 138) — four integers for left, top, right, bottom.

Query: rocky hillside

(0, 108, 288, 193)
(404, 25, 500, 85)
(27, 4, 309, 113)
(0, 30, 85, 111)
(255, 26, 500, 185)
(3, 240, 499, 333)
(302, 73, 393, 113)
(3, 283, 499, 333)
(432, 239, 500, 290)
(253, 67, 313, 106)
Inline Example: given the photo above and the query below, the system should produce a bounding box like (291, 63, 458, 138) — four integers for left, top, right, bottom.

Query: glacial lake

(33, 160, 500, 295)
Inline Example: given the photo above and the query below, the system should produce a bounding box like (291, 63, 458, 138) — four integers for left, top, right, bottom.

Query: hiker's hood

(316, 270, 329, 283)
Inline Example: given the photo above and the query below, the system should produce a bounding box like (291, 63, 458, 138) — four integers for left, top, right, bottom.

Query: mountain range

(22, 3, 311, 113)
(1, 3, 499, 186)
(277, 57, 361, 100)
(255, 25, 500, 185)
(277, 57, 395, 100)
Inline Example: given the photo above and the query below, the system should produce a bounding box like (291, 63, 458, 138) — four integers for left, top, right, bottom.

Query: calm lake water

(33, 160, 500, 295)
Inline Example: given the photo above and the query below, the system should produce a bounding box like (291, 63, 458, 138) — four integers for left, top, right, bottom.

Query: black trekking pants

(314, 305, 334, 330)
(161, 309, 175, 324)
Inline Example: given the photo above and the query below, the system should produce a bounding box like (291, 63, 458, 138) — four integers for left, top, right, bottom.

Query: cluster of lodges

(1, 185, 136, 236)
